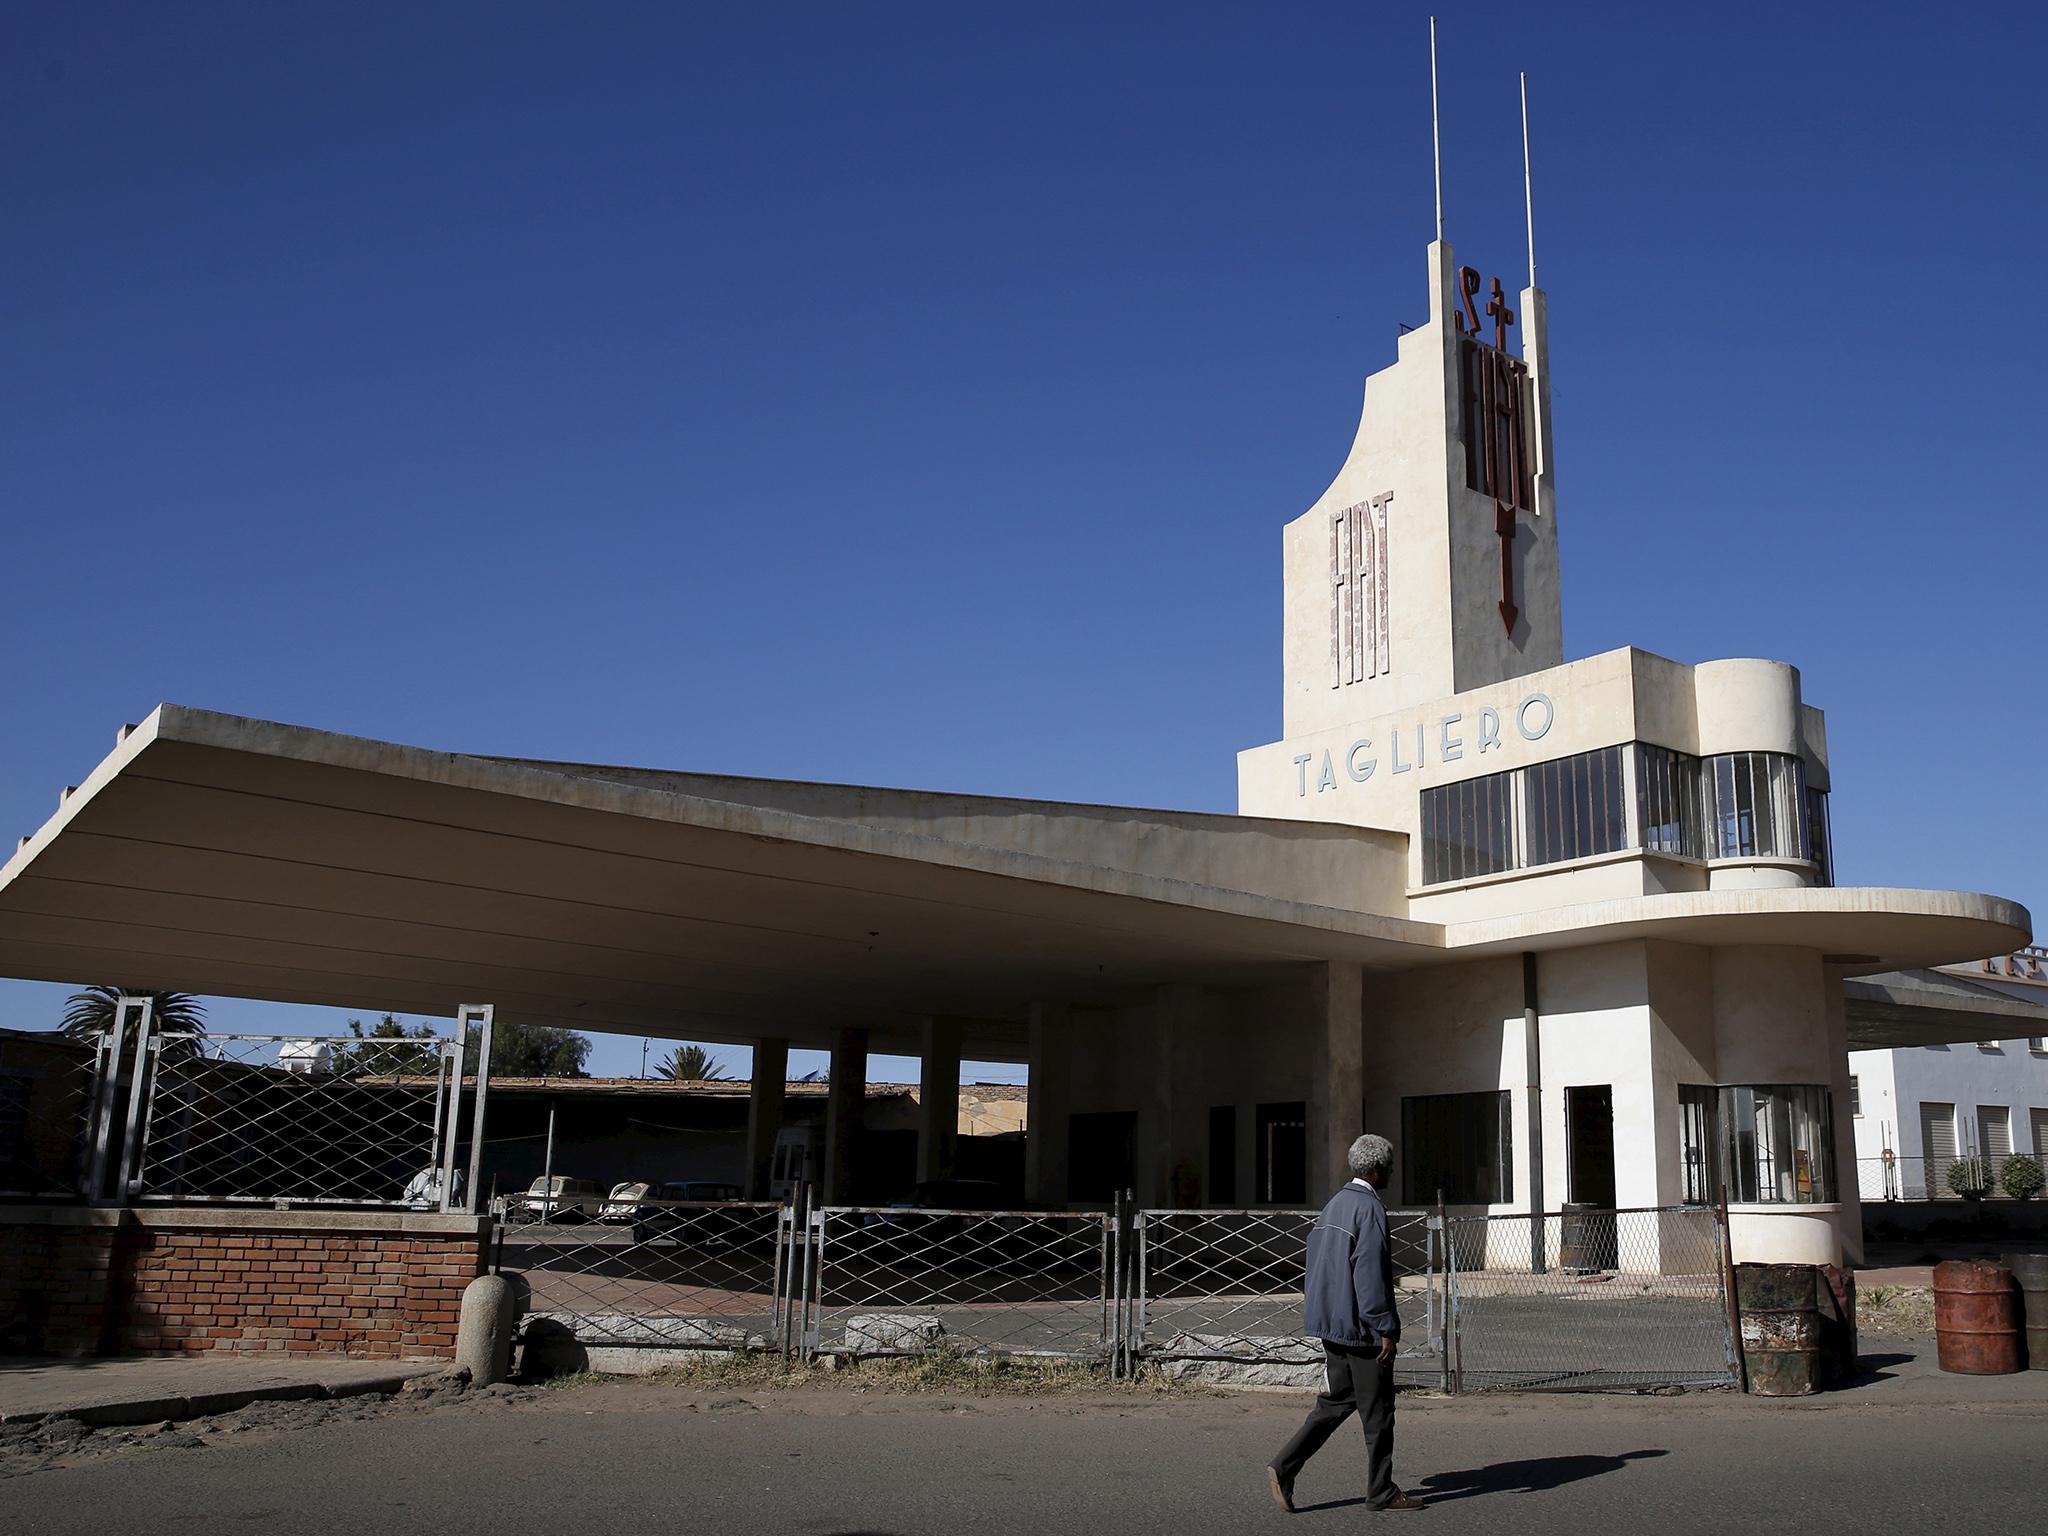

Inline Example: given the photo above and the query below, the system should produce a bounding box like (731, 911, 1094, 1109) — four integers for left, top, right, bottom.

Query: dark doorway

(1565, 1085, 1616, 1207)
(1208, 1105, 1237, 1206)
(1256, 1100, 1307, 1204)
(1067, 1111, 1136, 1203)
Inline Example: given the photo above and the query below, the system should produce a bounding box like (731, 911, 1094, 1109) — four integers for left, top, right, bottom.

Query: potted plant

(2000, 1154, 2044, 1202)
(1946, 1155, 1992, 1201)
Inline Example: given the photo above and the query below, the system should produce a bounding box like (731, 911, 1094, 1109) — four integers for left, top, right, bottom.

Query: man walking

(1267, 1133, 1423, 1513)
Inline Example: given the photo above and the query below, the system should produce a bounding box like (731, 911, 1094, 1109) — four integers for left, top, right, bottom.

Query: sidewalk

(0, 1354, 446, 1428)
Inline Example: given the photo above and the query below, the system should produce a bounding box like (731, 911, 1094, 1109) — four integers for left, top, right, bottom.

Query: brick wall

(0, 1209, 487, 1360)
(0, 1220, 120, 1355)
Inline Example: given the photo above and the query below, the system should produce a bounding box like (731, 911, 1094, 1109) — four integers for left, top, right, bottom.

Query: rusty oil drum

(1735, 1263, 1822, 1396)
(1932, 1260, 2021, 1375)
(2002, 1252, 2048, 1369)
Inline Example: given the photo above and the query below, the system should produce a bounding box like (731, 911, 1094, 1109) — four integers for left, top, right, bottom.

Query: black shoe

(1266, 1465, 1296, 1513)
(1371, 1490, 1426, 1511)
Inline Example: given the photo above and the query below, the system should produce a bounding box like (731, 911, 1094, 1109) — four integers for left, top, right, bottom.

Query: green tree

(469, 1019, 591, 1079)
(60, 986, 206, 1060)
(654, 1044, 730, 1082)
(344, 1013, 445, 1076)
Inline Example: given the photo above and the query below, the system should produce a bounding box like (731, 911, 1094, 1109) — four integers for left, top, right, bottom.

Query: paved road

(5, 1350, 2044, 1535)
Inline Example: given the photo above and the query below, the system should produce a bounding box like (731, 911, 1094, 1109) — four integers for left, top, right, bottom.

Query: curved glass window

(1720, 1085, 1836, 1204)
(1707, 752, 1808, 861)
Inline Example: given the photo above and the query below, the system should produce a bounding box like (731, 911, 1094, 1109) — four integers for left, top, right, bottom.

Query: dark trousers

(1271, 1341, 1396, 1507)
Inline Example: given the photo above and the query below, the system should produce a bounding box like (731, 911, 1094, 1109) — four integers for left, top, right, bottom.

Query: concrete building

(0, 237, 2029, 1270)
(1846, 948, 2048, 1197)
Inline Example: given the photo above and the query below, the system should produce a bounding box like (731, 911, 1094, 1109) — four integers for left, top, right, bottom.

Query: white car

(508, 1175, 605, 1222)
(403, 1165, 463, 1211)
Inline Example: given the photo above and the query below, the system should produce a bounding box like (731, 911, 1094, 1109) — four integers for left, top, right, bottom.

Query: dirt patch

(0, 1372, 543, 1481)
(546, 1353, 1223, 1399)
(1857, 1286, 1936, 1336)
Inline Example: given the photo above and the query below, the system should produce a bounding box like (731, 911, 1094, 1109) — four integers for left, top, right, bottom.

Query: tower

(1280, 240, 1560, 741)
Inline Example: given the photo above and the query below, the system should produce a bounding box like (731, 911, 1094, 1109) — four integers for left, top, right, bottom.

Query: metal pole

(438, 1037, 464, 1214)
(85, 1010, 134, 1203)
(1520, 72, 1536, 290)
(1717, 1183, 1748, 1393)
(1522, 952, 1545, 1275)
(463, 1004, 495, 1215)
(539, 1099, 557, 1226)
(1437, 1193, 1452, 1395)
(113, 996, 157, 1200)
(1429, 17, 1444, 241)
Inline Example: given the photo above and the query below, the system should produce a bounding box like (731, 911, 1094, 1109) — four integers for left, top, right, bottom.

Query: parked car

(855, 1178, 1010, 1247)
(599, 1180, 658, 1222)
(402, 1165, 463, 1211)
(629, 1180, 753, 1246)
(507, 1175, 606, 1222)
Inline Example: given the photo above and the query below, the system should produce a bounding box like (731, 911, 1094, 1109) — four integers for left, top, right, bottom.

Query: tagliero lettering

(1291, 692, 1554, 796)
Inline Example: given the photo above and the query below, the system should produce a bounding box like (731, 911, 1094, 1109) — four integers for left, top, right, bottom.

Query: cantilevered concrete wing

(0, 707, 1433, 1059)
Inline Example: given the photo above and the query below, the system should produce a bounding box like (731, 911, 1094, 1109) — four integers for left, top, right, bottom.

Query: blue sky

(3, 2, 2042, 1081)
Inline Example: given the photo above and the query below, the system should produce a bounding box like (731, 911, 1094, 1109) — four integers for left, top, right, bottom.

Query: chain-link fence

(133, 1031, 470, 1207)
(1858, 1153, 2047, 1201)
(498, 1195, 787, 1351)
(798, 1204, 1114, 1362)
(1442, 1206, 1737, 1392)
(1130, 1207, 1444, 1386)
(0, 1028, 103, 1199)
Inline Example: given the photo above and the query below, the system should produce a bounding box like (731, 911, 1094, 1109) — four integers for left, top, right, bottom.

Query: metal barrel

(2001, 1252, 2048, 1370)
(1735, 1263, 1821, 1396)
(1558, 1203, 1615, 1272)
(1932, 1260, 2021, 1375)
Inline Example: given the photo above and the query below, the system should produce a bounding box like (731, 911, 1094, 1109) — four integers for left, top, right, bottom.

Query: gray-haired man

(1266, 1133, 1423, 1513)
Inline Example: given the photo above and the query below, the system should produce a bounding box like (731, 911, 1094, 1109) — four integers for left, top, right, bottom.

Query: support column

(823, 1027, 869, 1206)
(1024, 1002, 1072, 1206)
(745, 1037, 789, 1200)
(1305, 961, 1366, 1200)
(916, 1017, 962, 1185)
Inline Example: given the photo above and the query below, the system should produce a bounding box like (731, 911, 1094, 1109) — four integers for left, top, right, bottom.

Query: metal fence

(0, 1027, 102, 1199)
(1442, 1206, 1737, 1392)
(0, 1001, 498, 1211)
(132, 1031, 476, 1206)
(500, 1194, 1734, 1395)
(498, 1195, 788, 1350)
(1858, 1153, 2045, 1202)
(1130, 1207, 1445, 1386)
(796, 1203, 1115, 1362)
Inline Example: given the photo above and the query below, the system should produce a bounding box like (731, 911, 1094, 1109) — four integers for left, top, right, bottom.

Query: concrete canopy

(1842, 967, 2048, 1050)
(0, 706, 2029, 1058)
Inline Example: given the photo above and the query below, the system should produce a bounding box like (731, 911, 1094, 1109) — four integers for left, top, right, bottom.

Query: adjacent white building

(1848, 949, 2048, 1198)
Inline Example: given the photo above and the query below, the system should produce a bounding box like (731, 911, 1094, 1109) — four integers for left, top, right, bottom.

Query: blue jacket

(1301, 1180, 1400, 1348)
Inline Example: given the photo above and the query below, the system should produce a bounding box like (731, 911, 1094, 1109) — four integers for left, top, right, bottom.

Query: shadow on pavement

(1414, 1447, 1668, 1502)
(1840, 1352, 1914, 1386)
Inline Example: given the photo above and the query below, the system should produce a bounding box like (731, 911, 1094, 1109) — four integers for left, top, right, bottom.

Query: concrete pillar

(745, 1037, 789, 1200)
(456, 1274, 516, 1385)
(916, 1017, 962, 1185)
(823, 1027, 869, 1206)
(1024, 1002, 1072, 1206)
(1305, 961, 1366, 1200)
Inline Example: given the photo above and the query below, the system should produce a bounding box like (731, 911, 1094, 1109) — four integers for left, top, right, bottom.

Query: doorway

(1565, 1085, 1616, 1207)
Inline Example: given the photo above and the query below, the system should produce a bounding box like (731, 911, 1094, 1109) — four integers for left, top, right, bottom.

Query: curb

(0, 1366, 440, 1430)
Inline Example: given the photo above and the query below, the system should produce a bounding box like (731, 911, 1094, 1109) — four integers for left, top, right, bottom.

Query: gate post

(112, 995, 157, 1200)
(458, 1004, 495, 1214)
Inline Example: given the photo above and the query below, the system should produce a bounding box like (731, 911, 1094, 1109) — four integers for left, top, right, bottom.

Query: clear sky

(3, 2, 2043, 1081)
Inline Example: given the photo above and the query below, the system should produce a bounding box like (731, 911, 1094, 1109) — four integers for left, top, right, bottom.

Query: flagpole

(1430, 17, 1444, 241)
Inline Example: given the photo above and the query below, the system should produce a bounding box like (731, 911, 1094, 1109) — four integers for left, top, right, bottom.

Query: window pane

(1401, 1090, 1512, 1204)
(1420, 769, 1515, 885)
(1716, 1084, 1835, 1204)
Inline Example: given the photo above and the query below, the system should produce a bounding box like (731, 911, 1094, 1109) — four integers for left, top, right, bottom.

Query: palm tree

(60, 985, 206, 1039)
(655, 1044, 730, 1082)
(60, 986, 207, 1062)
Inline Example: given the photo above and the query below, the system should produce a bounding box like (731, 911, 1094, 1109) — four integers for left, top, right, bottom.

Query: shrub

(2000, 1155, 2044, 1201)
(1946, 1156, 1992, 1199)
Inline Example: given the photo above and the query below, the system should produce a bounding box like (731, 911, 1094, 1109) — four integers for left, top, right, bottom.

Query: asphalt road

(5, 1362, 2043, 1535)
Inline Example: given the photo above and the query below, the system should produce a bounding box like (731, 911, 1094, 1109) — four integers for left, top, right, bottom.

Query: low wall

(1862, 1199, 2048, 1245)
(0, 1206, 488, 1360)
